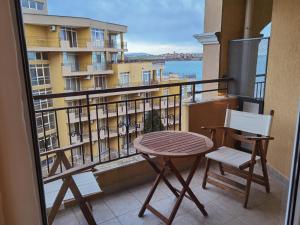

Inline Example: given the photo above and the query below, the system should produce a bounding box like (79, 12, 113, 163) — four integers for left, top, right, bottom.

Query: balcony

(66, 98, 179, 124)
(87, 40, 128, 51)
(25, 37, 128, 52)
(62, 63, 113, 77)
(32, 77, 289, 225)
(52, 165, 286, 225)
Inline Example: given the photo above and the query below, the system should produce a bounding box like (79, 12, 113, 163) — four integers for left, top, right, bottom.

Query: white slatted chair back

(224, 109, 273, 136)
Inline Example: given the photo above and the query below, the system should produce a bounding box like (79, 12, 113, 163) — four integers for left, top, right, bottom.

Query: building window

(94, 76, 107, 89)
(27, 52, 48, 61)
(111, 53, 120, 63)
(119, 72, 130, 87)
(35, 112, 56, 134)
(38, 135, 58, 152)
(65, 77, 81, 91)
(63, 53, 79, 72)
(21, 0, 44, 10)
(142, 71, 151, 85)
(91, 28, 104, 47)
(29, 64, 50, 86)
(60, 27, 78, 47)
(109, 34, 120, 48)
(92, 52, 106, 70)
(32, 88, 53, 110)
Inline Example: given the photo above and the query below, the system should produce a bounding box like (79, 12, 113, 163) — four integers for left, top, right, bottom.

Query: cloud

(47, 0, 205, 53)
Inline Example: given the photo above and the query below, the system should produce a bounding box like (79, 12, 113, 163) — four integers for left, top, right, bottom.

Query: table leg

(168, 156, 208, 221)
(141, 154, 179, 197)
(140, 155, 208, 225)
(138, 160, 168, 217)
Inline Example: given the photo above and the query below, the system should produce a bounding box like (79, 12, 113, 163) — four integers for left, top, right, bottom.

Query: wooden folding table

(134, 131, 214, 225)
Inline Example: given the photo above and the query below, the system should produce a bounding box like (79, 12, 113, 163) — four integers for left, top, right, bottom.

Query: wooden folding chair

(202, 109, 274, 208)
(41, 143, 101, 225)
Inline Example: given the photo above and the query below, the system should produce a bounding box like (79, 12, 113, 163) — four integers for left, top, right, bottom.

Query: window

(91, 28, 104, 47)
(35, 112, 56, 134)
(111, 53, 120, 63)
(94, 76, 107, 89)
(32, 88, 53, 110)
(29, 64, 50, 86)
(63, 53, 79, 72)
(65, 77, 81, 91)
(92, 52, 106, 70)
(142, 71, 151, 85)
(21, 0, 44, 10)
(27, 52, 48, 61)
(38, 135, 58, 152)
(60, 27, 78, 47)
(109, 34, 120, 48)
(119, 72, 130, 86)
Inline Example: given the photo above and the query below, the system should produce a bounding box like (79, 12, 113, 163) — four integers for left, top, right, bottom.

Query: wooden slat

(43, 162, 97, 184)
(208, 171, 246, 190)
(207, 178, 245, 197)
(223, 165, 266, 186)
(146, 204, 169, 224)
(134, 131, 213, 157)
(229, 133, 255, 144)
(40, 142, 88, 157)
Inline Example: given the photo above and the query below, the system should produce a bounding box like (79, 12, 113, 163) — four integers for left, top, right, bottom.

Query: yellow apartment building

(21, 0, 187, 173)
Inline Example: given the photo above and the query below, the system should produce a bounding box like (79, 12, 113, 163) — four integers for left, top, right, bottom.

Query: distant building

(21, 0, 190, 173)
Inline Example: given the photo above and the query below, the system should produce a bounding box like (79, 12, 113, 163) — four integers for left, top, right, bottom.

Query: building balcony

(66, 99, 180, 124)
(25, 37, 128, 52)
(62, 63, 113, 77)
(32, 78, 289, 225)
(87, 40, 128, 51)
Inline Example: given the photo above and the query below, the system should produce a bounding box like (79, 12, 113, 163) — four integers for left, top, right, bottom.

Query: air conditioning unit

(85, 75, 91, 80)
(50, 25, 56, 32)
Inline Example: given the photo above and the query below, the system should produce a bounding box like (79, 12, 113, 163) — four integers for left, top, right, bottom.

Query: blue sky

(48, 0, 205, 54)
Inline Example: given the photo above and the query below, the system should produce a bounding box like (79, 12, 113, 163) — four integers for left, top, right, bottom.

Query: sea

(164, 55, 267, 82)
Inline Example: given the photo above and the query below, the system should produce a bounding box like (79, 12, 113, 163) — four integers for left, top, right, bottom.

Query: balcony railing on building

(26, 36, 128, 50)
(62, 63, 113, 77)
(34, 78, 233, 177)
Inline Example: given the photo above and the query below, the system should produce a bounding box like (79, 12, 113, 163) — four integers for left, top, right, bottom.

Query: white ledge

(194, 32, 219, 45)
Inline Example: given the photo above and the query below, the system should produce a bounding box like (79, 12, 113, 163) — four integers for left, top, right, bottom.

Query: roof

(22, 13, 127, 33)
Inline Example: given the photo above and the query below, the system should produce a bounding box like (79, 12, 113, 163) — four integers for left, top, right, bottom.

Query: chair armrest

(43, 162, 97, 184)
(201, 126, 227, 131)
(245, 136, 274, 141)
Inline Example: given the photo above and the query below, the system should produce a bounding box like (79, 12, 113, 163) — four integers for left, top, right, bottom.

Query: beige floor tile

(104, 191, 142, 216)
(53, 207, 80, 225)
(117, 208, 163, 225)
(99, 218, 121, 225)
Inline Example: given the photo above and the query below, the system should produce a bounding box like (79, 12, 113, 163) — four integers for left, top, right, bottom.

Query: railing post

(179, 85, 182, 131)
(125, 100, 129, 155)
(86, 94, 93, 162)
(192, 83, 196, 103)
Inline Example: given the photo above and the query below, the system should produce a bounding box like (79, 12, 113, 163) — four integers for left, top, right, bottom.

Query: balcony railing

(62, 63, 113, 76)
(25, 36, 128, 50)
(34, 78, 233, 177)
(255, 74, 266, 100)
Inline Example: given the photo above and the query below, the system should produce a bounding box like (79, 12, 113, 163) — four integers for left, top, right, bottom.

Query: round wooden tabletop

(133, 131, 214, 157)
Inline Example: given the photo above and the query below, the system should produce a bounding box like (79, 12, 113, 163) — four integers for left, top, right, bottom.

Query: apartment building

(22, 0, 184, 172)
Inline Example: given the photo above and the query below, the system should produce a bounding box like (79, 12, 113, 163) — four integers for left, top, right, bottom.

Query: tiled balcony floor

(53, 165, 288, 225)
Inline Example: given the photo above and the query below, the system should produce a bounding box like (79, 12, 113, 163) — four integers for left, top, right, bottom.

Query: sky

(47, 0, 205, 54)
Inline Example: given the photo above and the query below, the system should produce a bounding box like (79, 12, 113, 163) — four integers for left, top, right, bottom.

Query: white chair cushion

(44, 171, 102, 209)
(206, 146, 260, 168)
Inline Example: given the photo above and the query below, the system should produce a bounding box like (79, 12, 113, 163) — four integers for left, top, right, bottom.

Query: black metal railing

(254, 74, 266, 100)
(34, 78, 233, 177)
